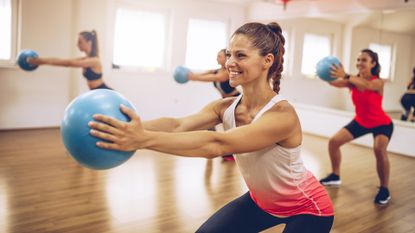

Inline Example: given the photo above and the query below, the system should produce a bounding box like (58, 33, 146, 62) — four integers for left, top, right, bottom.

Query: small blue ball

(173, 66, 190, 84)
(61, 89, 137, 170)
(17, 50, 39, 71)
(316, 56, 341, 82)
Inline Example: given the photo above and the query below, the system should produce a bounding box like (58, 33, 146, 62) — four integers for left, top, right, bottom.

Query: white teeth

(229, 71, 240, 75)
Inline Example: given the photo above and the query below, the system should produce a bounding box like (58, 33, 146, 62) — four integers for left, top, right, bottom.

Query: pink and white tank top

(222, 94, 334, 217)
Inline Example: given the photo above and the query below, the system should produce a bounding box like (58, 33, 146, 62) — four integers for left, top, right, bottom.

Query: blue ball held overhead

(61, 89, 137, 170)
(173, 66, 190, 84)
(316, 56, 341, 82)
(17, 49, 39, 71)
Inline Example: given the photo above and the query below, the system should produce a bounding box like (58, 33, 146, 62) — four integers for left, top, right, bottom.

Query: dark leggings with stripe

(196, 192, 334, 233)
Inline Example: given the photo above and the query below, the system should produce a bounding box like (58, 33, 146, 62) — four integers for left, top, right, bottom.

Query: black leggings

(196, 192, 334, 233)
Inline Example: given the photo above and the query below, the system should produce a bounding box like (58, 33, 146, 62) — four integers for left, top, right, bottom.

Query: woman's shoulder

(269, 100, 297, 118)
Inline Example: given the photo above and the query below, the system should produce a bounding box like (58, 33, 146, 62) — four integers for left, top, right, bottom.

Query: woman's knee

(373, 147, 388, 159)
(328, 137, 344, 148)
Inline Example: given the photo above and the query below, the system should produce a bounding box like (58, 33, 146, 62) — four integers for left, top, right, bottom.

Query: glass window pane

(113, 8, 166, 69)
(369, 43, 392, 80)
(185, 19, 227, 70)
(0, 0, 12, 60)
(301, 34, 331, 77)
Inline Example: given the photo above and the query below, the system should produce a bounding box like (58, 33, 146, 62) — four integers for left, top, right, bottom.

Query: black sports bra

(212, 69, 238, 95)
(83, 67, 102, 81)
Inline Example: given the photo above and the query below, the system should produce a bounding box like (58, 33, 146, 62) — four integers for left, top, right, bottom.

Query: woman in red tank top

(319, 49, 394, 206)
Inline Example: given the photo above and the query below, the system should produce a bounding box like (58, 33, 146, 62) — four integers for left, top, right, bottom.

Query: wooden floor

(0, 128, 414, 233)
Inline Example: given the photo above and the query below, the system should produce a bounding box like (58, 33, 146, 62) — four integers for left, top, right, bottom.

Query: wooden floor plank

(0, 128, 414, 233)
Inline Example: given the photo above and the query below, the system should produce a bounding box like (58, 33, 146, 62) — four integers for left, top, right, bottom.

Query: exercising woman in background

(29, 30, 111, 90)
(320, 49, 393, 206)
(188, 49, 240, 98)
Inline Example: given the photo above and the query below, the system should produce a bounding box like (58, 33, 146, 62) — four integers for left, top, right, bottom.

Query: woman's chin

(228, 79, 238, 87)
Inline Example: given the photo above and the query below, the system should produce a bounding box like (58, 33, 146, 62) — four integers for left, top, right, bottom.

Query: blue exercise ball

(61, 89, 137, 170)
(173, 66, 190, 84)
(316, 56, 341, 82)
(17, 49, 39, 71)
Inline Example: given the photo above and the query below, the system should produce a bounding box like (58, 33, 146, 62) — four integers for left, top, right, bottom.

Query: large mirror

(246, 1, 415, 157)
(256, 6, 415, 122)
(308, 8, 415, 121)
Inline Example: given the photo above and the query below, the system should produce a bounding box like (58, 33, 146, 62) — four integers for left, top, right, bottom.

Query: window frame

(300, 32, 333, 79)
(369, 42, 395, 81)
(0, 0, 21, 68)
(184, 17, 229, 71)
(111, 2, 170, 73)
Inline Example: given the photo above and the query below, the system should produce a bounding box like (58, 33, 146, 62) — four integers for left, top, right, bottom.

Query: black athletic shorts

(344, 120, 393, 140)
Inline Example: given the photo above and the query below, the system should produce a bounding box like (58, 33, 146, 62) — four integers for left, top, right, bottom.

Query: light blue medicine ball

(17, 50, 39, 71)
(173, 66, 190, 84)
(61, 89, 137, 170)
(316, 56, 341, 82)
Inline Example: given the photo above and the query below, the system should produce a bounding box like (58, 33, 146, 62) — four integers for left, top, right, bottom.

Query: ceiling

(205, 0, 415, 35)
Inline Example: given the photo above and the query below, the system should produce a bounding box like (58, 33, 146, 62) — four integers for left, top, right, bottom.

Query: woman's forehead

(228, 35, 252, 51)
(358, 52, 371, 60)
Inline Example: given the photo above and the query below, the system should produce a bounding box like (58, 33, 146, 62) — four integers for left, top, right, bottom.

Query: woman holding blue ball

(28, 30, 112, 90)
(320, 49, 393, 206)
(89, 22, 334, 233)
(188, 49, 241, 98)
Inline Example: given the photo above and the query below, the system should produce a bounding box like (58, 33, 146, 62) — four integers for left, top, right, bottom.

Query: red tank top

(351, 76, 391, 128)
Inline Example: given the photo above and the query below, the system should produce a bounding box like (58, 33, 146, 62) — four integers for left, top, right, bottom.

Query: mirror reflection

(275, 8, 415, 122)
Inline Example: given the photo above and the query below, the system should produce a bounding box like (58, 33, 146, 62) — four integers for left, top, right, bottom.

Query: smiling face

(356, 51, 376, 76)
(225, 34, 271, 88)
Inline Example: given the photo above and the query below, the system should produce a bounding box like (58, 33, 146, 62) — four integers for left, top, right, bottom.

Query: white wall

(0, 0, 73, 129)
(0, 0, 245, 129)
(296, 103, 415, 158)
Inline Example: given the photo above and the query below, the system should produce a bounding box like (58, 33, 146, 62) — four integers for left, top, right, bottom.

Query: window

(0, 0, 19, 66)
(369, 43, 393, 80)
(113, 7, 167, 70)
(185, 18, 227, 70)
(301, 33, 331, 78)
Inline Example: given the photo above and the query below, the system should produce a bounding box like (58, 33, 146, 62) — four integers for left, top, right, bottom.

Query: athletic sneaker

(319, 173, 341, 186)
(374, 186, 391, 205)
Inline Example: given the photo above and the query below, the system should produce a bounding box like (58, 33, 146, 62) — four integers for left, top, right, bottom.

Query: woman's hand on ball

(27, 57, 42, 65)
(330, 63, 346, 79)
(89, 104, 144, 151)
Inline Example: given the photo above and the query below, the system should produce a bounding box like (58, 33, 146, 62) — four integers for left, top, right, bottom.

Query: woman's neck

(241, 85, 276, 110)
(359, 72, 372, 79)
